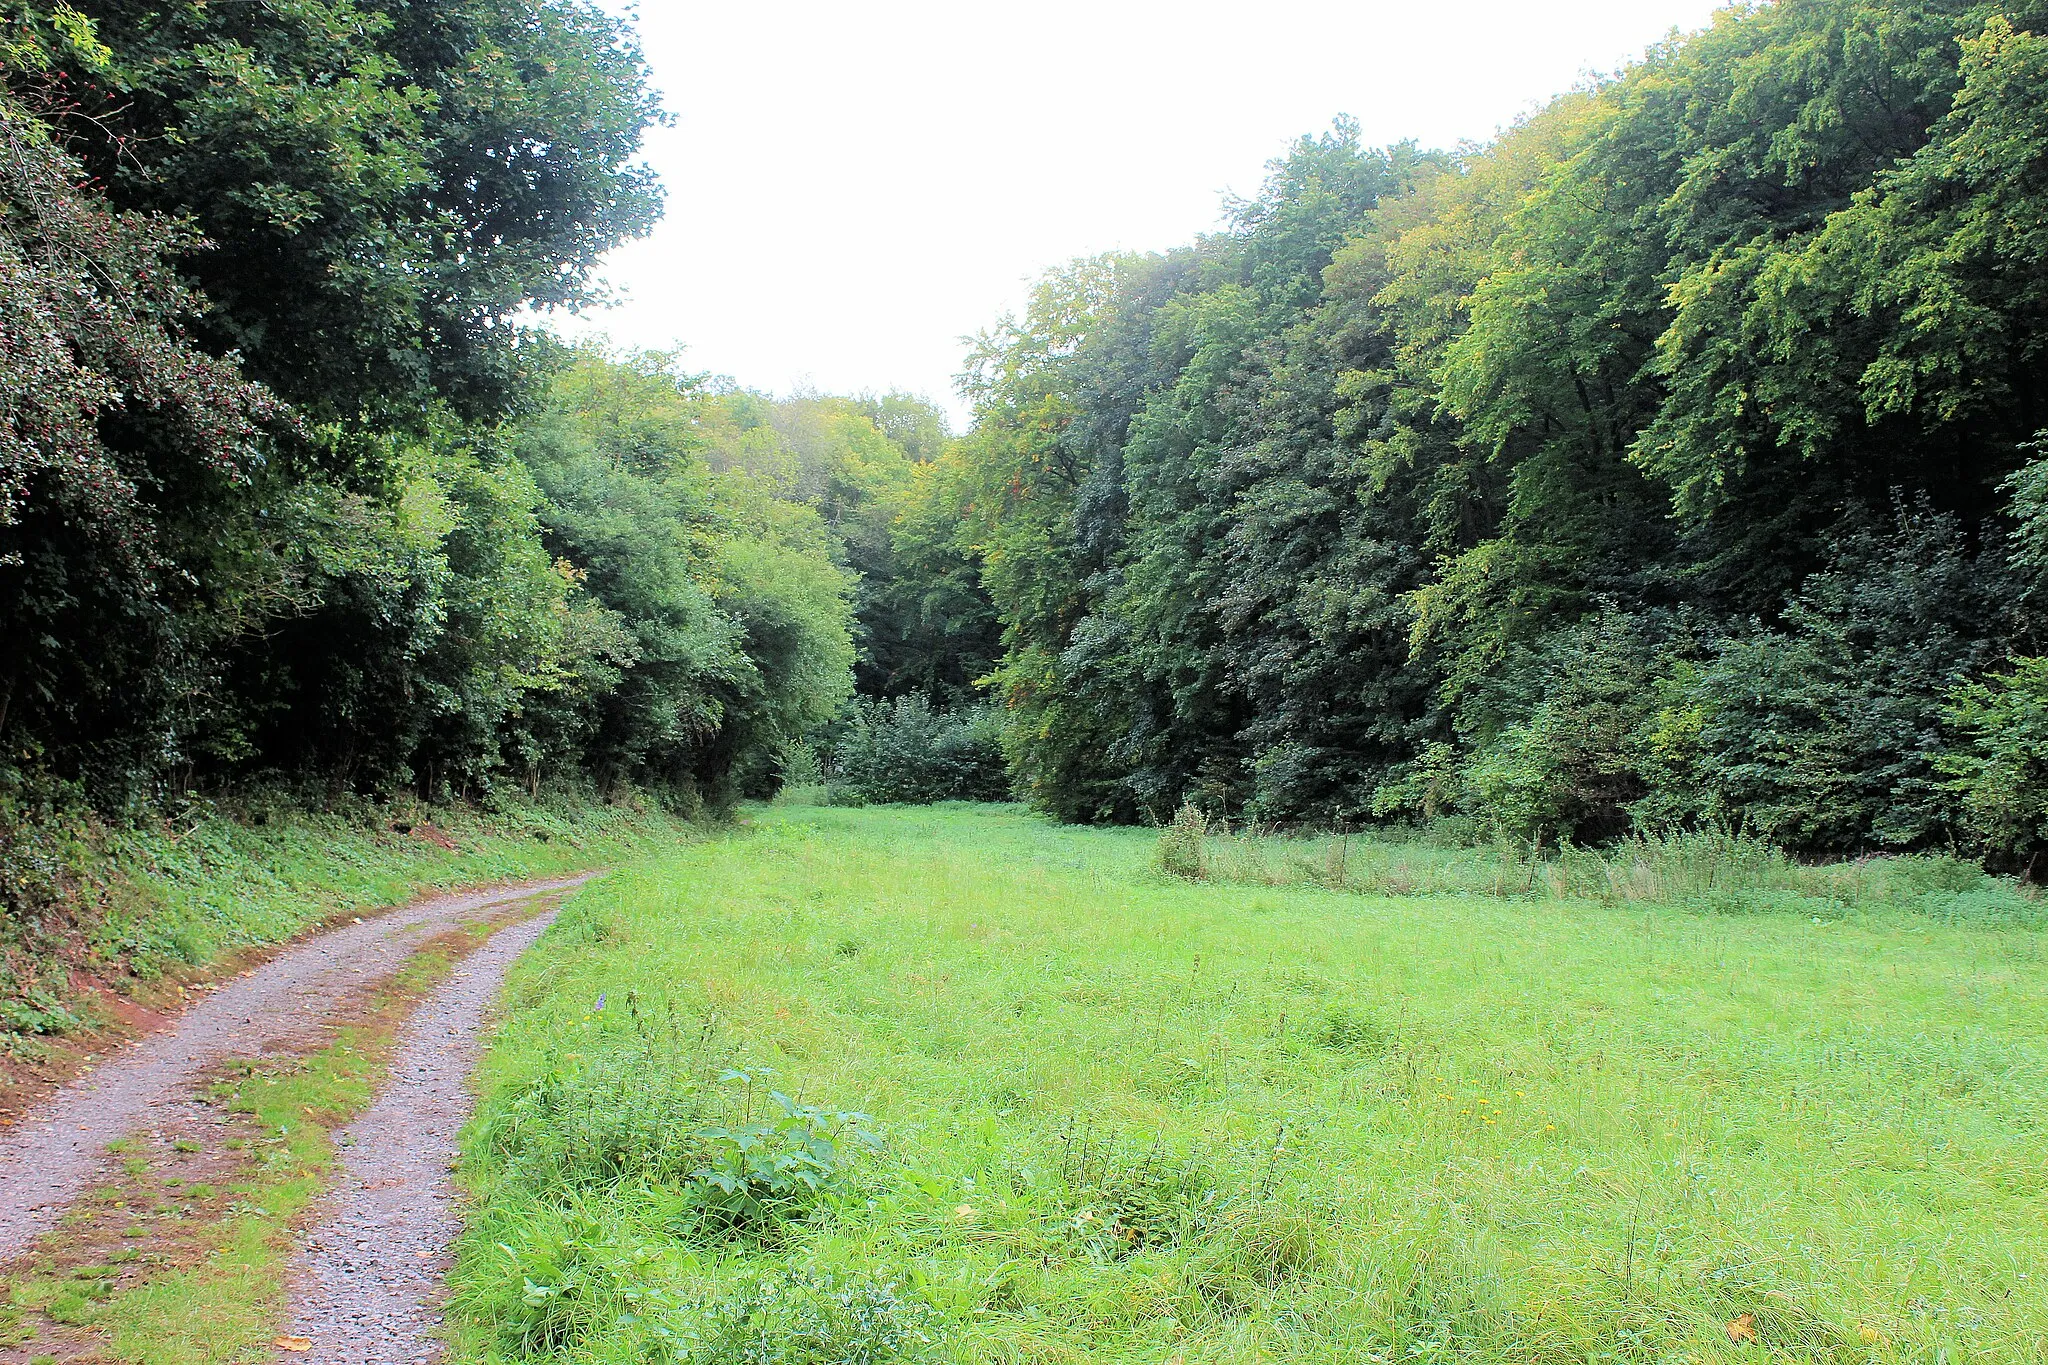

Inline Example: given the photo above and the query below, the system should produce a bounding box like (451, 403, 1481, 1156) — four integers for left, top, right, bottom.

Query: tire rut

(0, 876, 591, 1265)
(276, 908, 561, 1362)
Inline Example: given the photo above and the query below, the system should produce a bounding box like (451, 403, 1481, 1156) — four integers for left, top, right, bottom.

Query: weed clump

(675, 1269, 935, 1364)
(470, 1204, 625, 1356)
(478, 1047, 710, 1193)
(681, 1079, 879, 1241)
(1314, 1004, 1389, 1056)
(1155, 802, 1209, 880)
(477, 1050, 875, 1244)
(1183, 1209, 1326, 1313)
(1056, 1129, 1235, 1258)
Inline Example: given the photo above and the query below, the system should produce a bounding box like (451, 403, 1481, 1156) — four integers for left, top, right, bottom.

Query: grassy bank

(0, 795, 694, 1049)
(448, 802, 2048, 1363)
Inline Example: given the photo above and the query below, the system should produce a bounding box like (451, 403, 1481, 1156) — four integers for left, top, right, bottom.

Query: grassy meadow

(451, 803, 2048, 1364)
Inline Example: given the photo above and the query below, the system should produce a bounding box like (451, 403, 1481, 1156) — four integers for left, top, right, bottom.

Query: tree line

(10, 0, 2048, 870)
(0, 1, 944, 815)
(865, 0, 2048, 867)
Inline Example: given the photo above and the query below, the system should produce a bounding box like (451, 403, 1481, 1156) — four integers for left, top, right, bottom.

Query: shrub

(1689, 504, 2002, 852)
(1154, 802, 1208, 879)
(1458, 609, 1672, 843)
(1941, 656, 2048, 873)
(830, 698, 1009, 805)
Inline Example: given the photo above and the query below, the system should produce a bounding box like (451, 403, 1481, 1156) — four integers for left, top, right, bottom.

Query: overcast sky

(562, 1, 1727, 426)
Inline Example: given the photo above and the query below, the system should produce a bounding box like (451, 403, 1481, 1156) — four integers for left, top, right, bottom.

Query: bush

(830, 698, 1009, 805)
(1941, 656, 2048, 873)
(1457, 608, 1675, 843)
(1688, 504, 2002, 852)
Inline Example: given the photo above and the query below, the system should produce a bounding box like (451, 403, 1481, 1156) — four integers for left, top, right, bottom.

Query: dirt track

(277, 907, 561, 1362)
(0, 875, 589, 1351)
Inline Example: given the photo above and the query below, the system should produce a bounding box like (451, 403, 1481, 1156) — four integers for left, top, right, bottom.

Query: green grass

(1163, 808, 2045, 927)
(451, 802, 2048, 1363)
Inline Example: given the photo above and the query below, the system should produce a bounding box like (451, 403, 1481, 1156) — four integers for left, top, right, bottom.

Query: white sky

(563, 0, 1728, 426)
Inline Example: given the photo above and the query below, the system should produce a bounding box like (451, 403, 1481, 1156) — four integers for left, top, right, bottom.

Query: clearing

(450, 803, 2047, 1363)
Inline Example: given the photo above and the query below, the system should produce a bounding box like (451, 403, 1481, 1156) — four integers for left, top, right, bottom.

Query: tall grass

(1164, 807, 2043, 926)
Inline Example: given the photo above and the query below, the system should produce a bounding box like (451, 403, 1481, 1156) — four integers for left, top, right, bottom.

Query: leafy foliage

(1942, 657, 2048, 870)
(923, 0, 2048, 863)
(0, 84, 288, 799)
(830, 698, 1008, 806)
(683, 1083, 879, 1240)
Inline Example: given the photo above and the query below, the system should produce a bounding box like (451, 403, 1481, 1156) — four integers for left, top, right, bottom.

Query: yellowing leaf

(1725, 1313, 1757, 1345)
(275, 1338, 313, 1353)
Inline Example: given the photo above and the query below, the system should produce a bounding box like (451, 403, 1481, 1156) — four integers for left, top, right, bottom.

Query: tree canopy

(908, 0, 2048, 865)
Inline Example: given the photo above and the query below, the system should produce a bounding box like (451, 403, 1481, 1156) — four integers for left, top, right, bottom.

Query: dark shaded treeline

(0, 2, 933, 812)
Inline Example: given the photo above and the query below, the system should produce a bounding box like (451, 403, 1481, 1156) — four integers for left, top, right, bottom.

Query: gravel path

(0, 875, 590, 1263)
(277, 908, 561, 1363)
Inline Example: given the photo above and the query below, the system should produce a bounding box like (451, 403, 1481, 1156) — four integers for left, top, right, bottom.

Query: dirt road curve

(279, 907, 561, 1363)
(0, 876, 590, 1264)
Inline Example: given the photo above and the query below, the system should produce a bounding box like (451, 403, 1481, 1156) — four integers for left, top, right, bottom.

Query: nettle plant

(681, 1068, 880, 1239)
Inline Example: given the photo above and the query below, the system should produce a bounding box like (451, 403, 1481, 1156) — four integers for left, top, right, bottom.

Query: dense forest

(885, 0, 2048, 866)
(5, 0, 2048, 869)
(0, 0, 955, 816)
